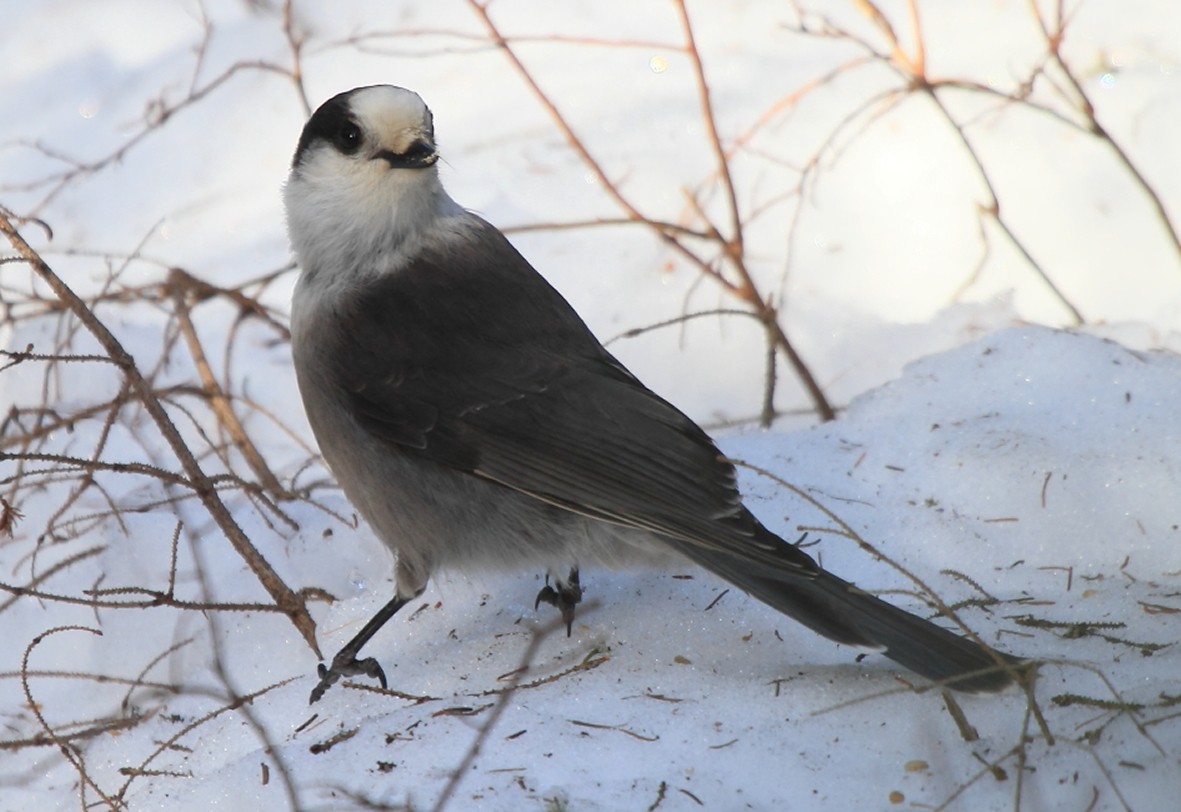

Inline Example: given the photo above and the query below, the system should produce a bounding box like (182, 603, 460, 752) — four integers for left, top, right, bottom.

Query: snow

(2, 2, 1180, 811)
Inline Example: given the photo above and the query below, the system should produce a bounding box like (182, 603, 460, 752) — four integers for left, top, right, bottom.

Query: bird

(284, 85, 1021, 704)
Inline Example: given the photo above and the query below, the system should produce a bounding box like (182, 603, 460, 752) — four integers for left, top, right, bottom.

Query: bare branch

(0, 209, 320, 655)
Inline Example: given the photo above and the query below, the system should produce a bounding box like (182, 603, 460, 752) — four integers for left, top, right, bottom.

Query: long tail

(673, 530, 1020, 693)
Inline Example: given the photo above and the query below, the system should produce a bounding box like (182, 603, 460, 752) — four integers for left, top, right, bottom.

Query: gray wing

(326, 217, 811, 570)
(310, 217, 1022, 695)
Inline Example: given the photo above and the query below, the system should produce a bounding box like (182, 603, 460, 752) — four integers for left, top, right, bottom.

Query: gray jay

(285, 85, 1019, 703)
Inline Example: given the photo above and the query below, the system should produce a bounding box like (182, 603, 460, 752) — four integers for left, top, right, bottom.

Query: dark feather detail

(316, 213, 1017, 693)
(329, 218, 761, 551)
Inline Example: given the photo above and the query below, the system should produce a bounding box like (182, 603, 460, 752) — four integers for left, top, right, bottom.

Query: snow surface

(2, 2, 1180, 811)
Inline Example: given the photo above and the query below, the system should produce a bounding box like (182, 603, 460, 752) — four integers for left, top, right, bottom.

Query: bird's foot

(535, 568, 582, 636)
(309, 648, 388, 704)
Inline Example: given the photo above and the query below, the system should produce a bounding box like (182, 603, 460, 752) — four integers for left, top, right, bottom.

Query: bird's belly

(316, 417, 678, 579)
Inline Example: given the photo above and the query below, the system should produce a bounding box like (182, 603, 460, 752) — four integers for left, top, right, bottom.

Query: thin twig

(0, 209, 320, 655)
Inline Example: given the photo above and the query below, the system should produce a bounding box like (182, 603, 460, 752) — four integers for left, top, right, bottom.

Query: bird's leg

(310, 593, 409, 704)
(534, 567, 582, 635)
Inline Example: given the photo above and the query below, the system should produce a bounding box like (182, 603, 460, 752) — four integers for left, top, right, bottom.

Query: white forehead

(349, 85, 432, 134)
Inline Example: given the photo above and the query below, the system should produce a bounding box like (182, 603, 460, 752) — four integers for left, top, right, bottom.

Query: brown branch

(167, 268, 288, 495)
(116, 677, 295, 801)
(282, 0, 312, 116)
(21, 626, 123, 809)
(789, 3, 1087, 325)
(467, 0, 835, 422)
(0, 209, 320, 656)
(1028, 0, 1181, 262)
(673, 0, 744, 271)
(918, 86, 1085, 325)
(0, 577, 294, 613)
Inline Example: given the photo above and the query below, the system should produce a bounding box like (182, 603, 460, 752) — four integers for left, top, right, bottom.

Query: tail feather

(675, 534, 1019, 693)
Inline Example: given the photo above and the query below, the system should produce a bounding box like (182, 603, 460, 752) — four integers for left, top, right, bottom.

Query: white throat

(284, 155, 461, 291)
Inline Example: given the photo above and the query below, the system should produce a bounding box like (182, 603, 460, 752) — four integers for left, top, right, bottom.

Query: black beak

(375, 139, 439, 169)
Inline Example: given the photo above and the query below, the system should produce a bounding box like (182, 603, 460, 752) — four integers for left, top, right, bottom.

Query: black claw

(534, 569, 583, 636)
(309, 666, 338, 704)
(309, 651, 389, 704)
(355, 656, 389, 689)
(307, 592, 411, 704)
(534, 584, 557, 611)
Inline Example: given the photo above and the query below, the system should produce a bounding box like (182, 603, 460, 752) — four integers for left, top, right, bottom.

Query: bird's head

(284, 85, 457, 282)
(291, 85, 439, 175)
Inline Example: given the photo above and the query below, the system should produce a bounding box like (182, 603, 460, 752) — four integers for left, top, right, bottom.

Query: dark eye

(333, 121, 362, 154)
